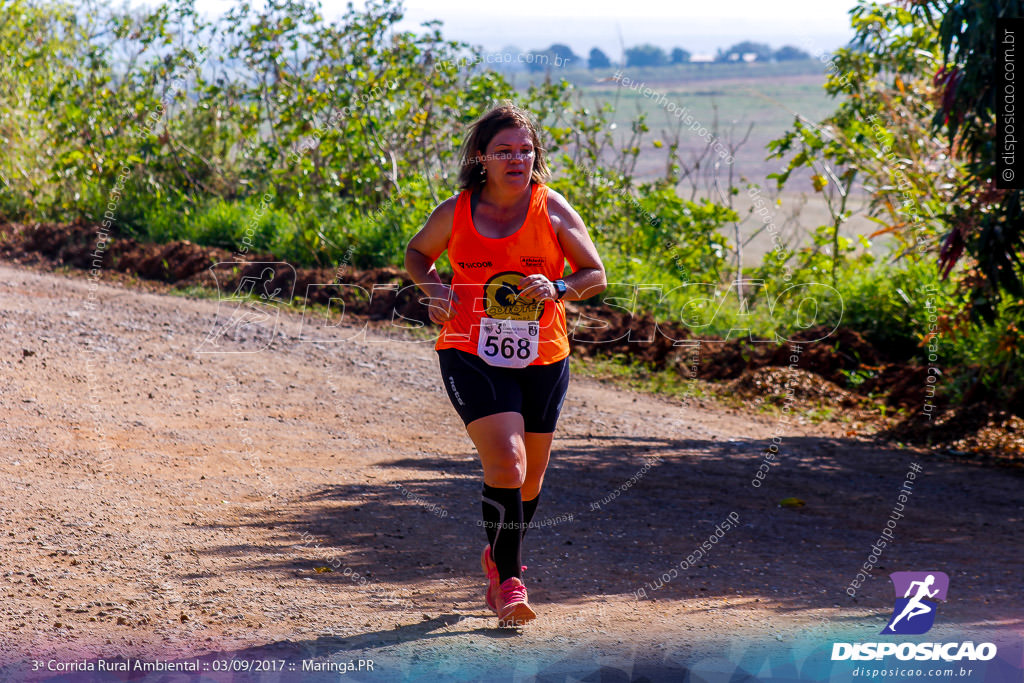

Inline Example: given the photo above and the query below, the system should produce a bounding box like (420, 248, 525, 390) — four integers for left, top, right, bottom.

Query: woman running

(404, 103, 606, 626)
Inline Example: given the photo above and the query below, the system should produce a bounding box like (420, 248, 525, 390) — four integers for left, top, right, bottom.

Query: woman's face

(479, 126, 535, 192)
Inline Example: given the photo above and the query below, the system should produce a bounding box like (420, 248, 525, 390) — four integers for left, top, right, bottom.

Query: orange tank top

(434, 182, 571, 365)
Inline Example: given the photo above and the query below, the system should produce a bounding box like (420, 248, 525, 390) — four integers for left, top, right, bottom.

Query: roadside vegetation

(1, 0, 1021, 431)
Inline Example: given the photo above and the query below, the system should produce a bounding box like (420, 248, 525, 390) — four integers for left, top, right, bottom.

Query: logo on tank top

(482, 271, 545, 321)
(458, 260, 492, 268)
(520, 256, 546, 268)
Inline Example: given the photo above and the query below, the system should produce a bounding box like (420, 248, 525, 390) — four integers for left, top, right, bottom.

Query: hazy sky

(191, 0, 857, 57)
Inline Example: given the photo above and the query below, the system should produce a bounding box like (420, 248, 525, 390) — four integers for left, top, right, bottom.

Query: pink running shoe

(481, 544, 529, 614)
(481, 544, 500, 614)
(497, 576, 536, 627)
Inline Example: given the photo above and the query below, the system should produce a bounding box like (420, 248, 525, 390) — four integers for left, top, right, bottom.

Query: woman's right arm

(404, 196, 459, 323)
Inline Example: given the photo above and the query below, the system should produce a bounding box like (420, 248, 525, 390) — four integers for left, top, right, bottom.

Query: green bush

(822, 259, 953, 360)
(4, 0, 1021, 415)
(943, 299, 1024, 406)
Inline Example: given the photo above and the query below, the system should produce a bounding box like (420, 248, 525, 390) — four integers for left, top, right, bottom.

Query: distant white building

(718, 52, 760, 63)
(690, 54, 715, 63)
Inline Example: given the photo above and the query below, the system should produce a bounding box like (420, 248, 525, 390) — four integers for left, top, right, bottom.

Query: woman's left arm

(516, 189, 607, 302)
(546, 189, 607, 301)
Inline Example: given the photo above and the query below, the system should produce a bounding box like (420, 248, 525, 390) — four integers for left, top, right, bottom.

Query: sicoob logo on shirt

(482, 271, 544, 321)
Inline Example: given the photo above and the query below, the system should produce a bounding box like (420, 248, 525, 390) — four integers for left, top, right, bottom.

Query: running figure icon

(886, 574, 940, 632)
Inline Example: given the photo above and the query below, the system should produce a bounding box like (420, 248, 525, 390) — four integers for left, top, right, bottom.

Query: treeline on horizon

(1, 0, 1022, 424)
(484, 41, 820, 72)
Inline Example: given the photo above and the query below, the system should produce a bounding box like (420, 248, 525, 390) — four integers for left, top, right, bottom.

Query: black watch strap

(554, 279, 567, 300)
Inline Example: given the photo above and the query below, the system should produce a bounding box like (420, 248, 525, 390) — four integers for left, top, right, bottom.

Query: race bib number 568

(477, 317, 539, 368)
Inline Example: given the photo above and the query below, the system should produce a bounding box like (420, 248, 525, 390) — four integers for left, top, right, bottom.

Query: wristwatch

(553, 279, 567, 300)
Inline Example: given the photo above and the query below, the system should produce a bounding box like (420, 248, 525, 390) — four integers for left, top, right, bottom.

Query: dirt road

(0, 263, 1021, 681)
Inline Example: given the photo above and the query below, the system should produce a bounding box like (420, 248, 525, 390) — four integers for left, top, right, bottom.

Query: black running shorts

(436, 348, 570, 433)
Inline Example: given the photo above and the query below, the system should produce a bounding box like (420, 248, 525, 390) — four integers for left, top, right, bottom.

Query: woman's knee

(468, 413, 528, 488)
(483, 452, 526, 488)
(521, 477, 544, 501)
(521, 434, 552, 499)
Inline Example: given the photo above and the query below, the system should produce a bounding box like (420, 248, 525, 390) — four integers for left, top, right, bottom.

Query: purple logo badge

(882, 571, 949, 635)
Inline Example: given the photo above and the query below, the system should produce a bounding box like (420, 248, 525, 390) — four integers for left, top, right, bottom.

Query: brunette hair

(456, 102, 550, 193)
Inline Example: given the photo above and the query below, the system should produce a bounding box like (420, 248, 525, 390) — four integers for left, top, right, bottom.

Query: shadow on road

(194, 432, 1024, 626)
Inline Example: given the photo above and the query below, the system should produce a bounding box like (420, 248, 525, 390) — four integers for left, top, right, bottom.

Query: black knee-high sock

(521, 493, 541, 540)
(481, 484, 524, 583)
